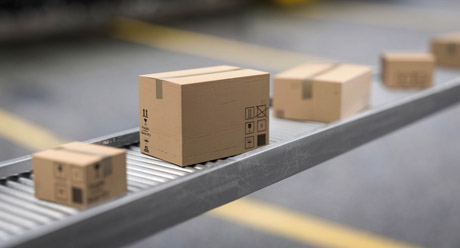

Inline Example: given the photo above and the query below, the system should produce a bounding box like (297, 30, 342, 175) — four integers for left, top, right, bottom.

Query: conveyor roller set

(1, 29, 460, 248)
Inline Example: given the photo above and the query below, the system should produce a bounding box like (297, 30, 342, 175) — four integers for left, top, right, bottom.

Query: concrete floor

(1, 0, 460, 247)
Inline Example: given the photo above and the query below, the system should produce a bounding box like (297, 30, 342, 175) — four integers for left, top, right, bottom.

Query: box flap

(274, 63, 336, 80)
(140, 65, 269, 85)
(382, 52, 435, 62)
(275, 63, 371, 84)
(33, 149, 100, 166)
(60, 142, 125, 156)
(433, 32, 460, 42)
(314, 64, 372, 84)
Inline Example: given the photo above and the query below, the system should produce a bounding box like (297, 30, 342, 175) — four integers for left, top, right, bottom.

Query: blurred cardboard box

(33, 142, 127, 208)
(273, 63, 371, 123)
(139, 65, 270, 167)
(431, 33, 460, 68)
(381, 52, 435, 88)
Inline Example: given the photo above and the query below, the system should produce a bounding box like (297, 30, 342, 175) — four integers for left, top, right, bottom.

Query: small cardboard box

(273, 63, 371, 123)
(139, 65, 270, 167)
(431, 32, 460, 68)
(33, 142, 127, 208)
(381, 52, 435, 88)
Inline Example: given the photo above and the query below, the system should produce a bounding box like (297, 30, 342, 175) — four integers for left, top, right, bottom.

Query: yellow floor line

(273, 0, 316, 7)
(285, 1, 460, 31)
(109, 17, 333, 72)
(210, 198, 422, 248)
(0, 109, 65, 151)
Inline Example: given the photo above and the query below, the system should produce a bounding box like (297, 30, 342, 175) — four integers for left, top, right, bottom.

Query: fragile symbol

(245, 121, 254, 134)
(256, 105, 267, 118)
(144, 118, 147, 125)
(94, 163, 101, 178)
(144, 145, 149, 153)
(54, 163, 66, 178)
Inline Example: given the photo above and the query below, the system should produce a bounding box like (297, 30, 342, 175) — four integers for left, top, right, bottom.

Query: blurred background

(1, 0, 460, 247)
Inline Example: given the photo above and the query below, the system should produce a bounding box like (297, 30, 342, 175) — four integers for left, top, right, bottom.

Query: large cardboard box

(273, 63, 371, 123)
(33, 142, 127, 208)
(139, 65, 270, 167)
(431, 32, 460, 68)
(381, 52, 435, 88)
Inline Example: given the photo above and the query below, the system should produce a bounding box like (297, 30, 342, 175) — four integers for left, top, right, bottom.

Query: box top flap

(33, 142, 125, 165)
(274, 63, 336, 80)
(60, 142, 125, 156)
(275, 63, 371, 83)
(433, 32, 460, 42)
(314, 64, 371, 83)
(140, 65, 269, 85)
(382, 52, 435, 61)
(33, 149, 101, 166)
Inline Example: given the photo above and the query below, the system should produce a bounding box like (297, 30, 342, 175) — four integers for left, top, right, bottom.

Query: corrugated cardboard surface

(273, 63, 371, 123)
(381, 52, 435, 88)
(33, 142, 127, 208)
(139, 65, 270, 166)
(431, 33, 460, 68)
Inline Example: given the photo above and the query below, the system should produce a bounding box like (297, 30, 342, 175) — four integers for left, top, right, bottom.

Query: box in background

(139, 65, 270, 167)
(273, 63, 371, 123)
(33, 142, 127, 208)
(381, 52, 435, 88)
(431, 32, 460, 68)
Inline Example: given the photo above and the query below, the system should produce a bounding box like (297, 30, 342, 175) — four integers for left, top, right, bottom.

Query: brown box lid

(275, 63, 371, 83)
(382, 52, 435, 62)
(140, 65, 268, 85)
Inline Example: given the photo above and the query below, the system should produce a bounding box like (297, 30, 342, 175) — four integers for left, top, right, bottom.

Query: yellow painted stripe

(210, 198, 422, 248)
(0, 109, 65, 151)
(273, 0, 315, 7)
(110, 17, 333, 71)
(285, 1, 460, 31)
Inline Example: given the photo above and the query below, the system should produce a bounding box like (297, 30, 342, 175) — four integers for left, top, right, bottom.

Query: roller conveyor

(1, 71, 460, 247)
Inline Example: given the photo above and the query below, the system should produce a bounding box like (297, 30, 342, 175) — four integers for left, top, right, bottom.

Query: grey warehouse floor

(1, 0, 460, 247)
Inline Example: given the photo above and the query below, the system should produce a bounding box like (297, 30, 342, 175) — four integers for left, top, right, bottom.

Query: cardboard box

(273, 63, 371, 123)
(139, 65, 270, 167)
(381, 52, 435, 88)
(33, 142, 127, 208)
(431, 32, 460, 68)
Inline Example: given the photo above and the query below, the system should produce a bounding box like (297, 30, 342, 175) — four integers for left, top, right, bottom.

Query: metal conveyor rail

(1, 72, 460, 247)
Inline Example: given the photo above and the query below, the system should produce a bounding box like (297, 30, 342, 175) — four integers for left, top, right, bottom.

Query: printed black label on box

(72, 187, 83, 204)
(54, 163, 66, 178)
(396, 71, 428, 86)
(257, 134, 266, 147)
(245, 107, 255, 120)
(256, 105, 267, 118)
(244, 105, 268, 148)
(55, 183, 67, 201)
(245, 136, 254, 149)
(257, 119, 266, 132)
(71, 167, 83, 182)
(245, 121, 255, 134)
(88, 180, 109, 204)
